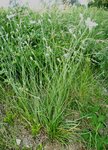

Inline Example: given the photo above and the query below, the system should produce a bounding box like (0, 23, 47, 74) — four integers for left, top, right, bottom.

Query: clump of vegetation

(0, 6, 108, 150)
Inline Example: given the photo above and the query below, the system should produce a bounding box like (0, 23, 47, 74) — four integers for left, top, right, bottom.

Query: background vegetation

(93, 0, 108, 7)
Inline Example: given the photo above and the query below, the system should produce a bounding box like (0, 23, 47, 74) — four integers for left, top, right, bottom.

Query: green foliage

(93, 0, 108, 7)
(4, 112, 15, 125)
(31, 124, 41, 136)
(0, 6, 108, 149)
(81, 103, 108, 149)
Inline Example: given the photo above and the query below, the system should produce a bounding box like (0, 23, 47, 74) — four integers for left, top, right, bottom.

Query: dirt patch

(44, 142, 86, 150)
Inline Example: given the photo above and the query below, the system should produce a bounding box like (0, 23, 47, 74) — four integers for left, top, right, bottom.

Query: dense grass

(0, 6, 108, 150)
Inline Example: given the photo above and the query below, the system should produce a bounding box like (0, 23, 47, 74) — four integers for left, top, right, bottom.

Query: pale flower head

(85, 17, 98, 31)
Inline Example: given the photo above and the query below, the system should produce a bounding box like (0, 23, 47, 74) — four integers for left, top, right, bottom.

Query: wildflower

(16, 139, 21, 146)
(85, 17, 98, 31)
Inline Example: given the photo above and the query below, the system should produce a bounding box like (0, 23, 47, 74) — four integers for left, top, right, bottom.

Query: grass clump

(0, 6, 108, 150)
